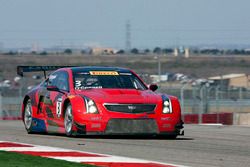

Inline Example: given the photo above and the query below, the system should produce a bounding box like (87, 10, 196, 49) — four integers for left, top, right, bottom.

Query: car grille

(104, 104, 156, 113)
(105, 119, 159, 134)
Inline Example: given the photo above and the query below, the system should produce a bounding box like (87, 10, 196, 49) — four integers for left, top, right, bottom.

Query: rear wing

(17, 66, 75, 78)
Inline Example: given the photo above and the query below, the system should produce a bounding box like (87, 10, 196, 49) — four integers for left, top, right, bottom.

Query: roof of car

(70, 66, 131, 73)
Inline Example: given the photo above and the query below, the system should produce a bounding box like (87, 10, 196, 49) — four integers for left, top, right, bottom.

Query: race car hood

(75, 89, 162, 104)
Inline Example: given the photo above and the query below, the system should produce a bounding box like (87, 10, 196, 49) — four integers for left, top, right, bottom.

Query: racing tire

(23, 99, 33, 134)
(64, 104, 75, 137)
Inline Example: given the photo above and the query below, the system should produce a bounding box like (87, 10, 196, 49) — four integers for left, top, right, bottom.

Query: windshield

(73, 71, 147, 90)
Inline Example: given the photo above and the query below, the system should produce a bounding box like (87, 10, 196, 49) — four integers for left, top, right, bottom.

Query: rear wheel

(64, 104, 75, 136)
(24, 99, 33, 133)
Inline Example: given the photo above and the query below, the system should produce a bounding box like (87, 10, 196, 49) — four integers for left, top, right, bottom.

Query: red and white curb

(0, 141, 188, 167)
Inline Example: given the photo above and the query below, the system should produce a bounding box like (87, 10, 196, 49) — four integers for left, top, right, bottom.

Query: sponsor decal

(75, 86, 102, 90)
(161, 117, 172, 121)
(91, 123, 101, 128)
(89, 71, 119, 75)
(162, 124, 171, 128)
(75, 79, 103, 90)
(119, 72, 132, 75)
(90, 117, 102, 121)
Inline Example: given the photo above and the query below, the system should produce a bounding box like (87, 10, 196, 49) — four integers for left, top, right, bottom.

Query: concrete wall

(233, 113, 250, 125)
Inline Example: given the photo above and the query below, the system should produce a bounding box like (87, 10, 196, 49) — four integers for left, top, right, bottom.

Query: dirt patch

(1, 54, 250, 80)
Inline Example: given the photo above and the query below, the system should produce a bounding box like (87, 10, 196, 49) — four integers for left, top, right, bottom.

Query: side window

(57, 72, 69, 91)
(48, 72, 58, 87)
(40, 79, 48, 87)
(48, 71, 69, 92)
(133, 78, 145, 90)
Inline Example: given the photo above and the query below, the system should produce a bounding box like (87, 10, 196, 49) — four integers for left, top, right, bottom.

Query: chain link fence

(0, 87, 24, 119)
(159, 85, 250, 114)
(158, 85, 250, 124)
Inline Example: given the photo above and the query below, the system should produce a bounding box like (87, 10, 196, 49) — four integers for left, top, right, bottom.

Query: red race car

(17, 66, 184, 138)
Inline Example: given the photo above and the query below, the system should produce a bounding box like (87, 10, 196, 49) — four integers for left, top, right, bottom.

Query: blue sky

(0, 0, 250, 49)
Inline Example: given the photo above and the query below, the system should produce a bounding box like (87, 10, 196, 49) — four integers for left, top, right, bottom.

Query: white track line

(0, 146, 71, 152)
(198, 123, 223, 126)
(51, 156, 150, 163)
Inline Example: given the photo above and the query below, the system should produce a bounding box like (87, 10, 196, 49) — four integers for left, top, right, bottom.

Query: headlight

(164, 101, 169, 106)
(163, 107, 170, 114)
(162, 96, 172, 114)
(84, 97, 99, 114)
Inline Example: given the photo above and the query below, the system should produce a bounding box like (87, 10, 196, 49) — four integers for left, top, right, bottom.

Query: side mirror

(47, 85, 59, 92)
(149, 84, 158, 92)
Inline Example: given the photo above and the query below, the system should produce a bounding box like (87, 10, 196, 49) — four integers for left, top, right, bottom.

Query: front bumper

(159, 120, 184, 136)
(74, 118, 184, 136)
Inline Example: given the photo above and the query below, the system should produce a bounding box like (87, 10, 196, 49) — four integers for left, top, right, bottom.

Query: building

(209, 74, 250, 88)
(90, 47, 115, 55)
(150, 75, 168, 83)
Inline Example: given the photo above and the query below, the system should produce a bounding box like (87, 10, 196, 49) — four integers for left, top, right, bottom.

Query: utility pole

(158, 55, 161, 83)
(125, 20, 131, 52)
(0, 91, 2, 119)
(199, 85, 206, 124)
(181, 83, 189, 120)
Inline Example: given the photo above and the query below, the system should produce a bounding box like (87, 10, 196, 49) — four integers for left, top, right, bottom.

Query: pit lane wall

(184, 112, 250, 126)
(184, 113, 233, 125)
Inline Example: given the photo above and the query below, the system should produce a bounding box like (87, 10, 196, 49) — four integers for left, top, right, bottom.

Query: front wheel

(64, 104, 75, 136)
(24, 99, 33, 133)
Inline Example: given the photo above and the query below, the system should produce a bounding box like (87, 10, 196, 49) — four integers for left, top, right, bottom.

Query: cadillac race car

(17, 66, 184, 138)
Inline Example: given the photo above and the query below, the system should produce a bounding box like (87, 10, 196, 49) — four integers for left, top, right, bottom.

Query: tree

(144, 49, 151, 54)
(130, 48, 139, 54)
(116, 49, 125, 54)
(153, 47, 162, 54)
(81, 50, 86, 54)
(163, 48, 173, 54)
(39, 51, 48, 55)
(5, 51, 17, 55)
(64, 49, 72, 54)
(31, 51, 37, 55)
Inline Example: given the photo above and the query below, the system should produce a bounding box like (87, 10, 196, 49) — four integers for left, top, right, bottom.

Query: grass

(0, 151, 96, 167)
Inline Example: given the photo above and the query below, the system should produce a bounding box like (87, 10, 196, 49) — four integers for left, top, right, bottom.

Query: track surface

(0, 121, 249, 167)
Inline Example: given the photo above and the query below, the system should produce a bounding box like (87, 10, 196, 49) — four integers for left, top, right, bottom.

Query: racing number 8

(56, 101, 62, 117)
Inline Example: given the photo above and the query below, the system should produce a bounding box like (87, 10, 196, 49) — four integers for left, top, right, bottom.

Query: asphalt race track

(0, 121, 249, 167)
